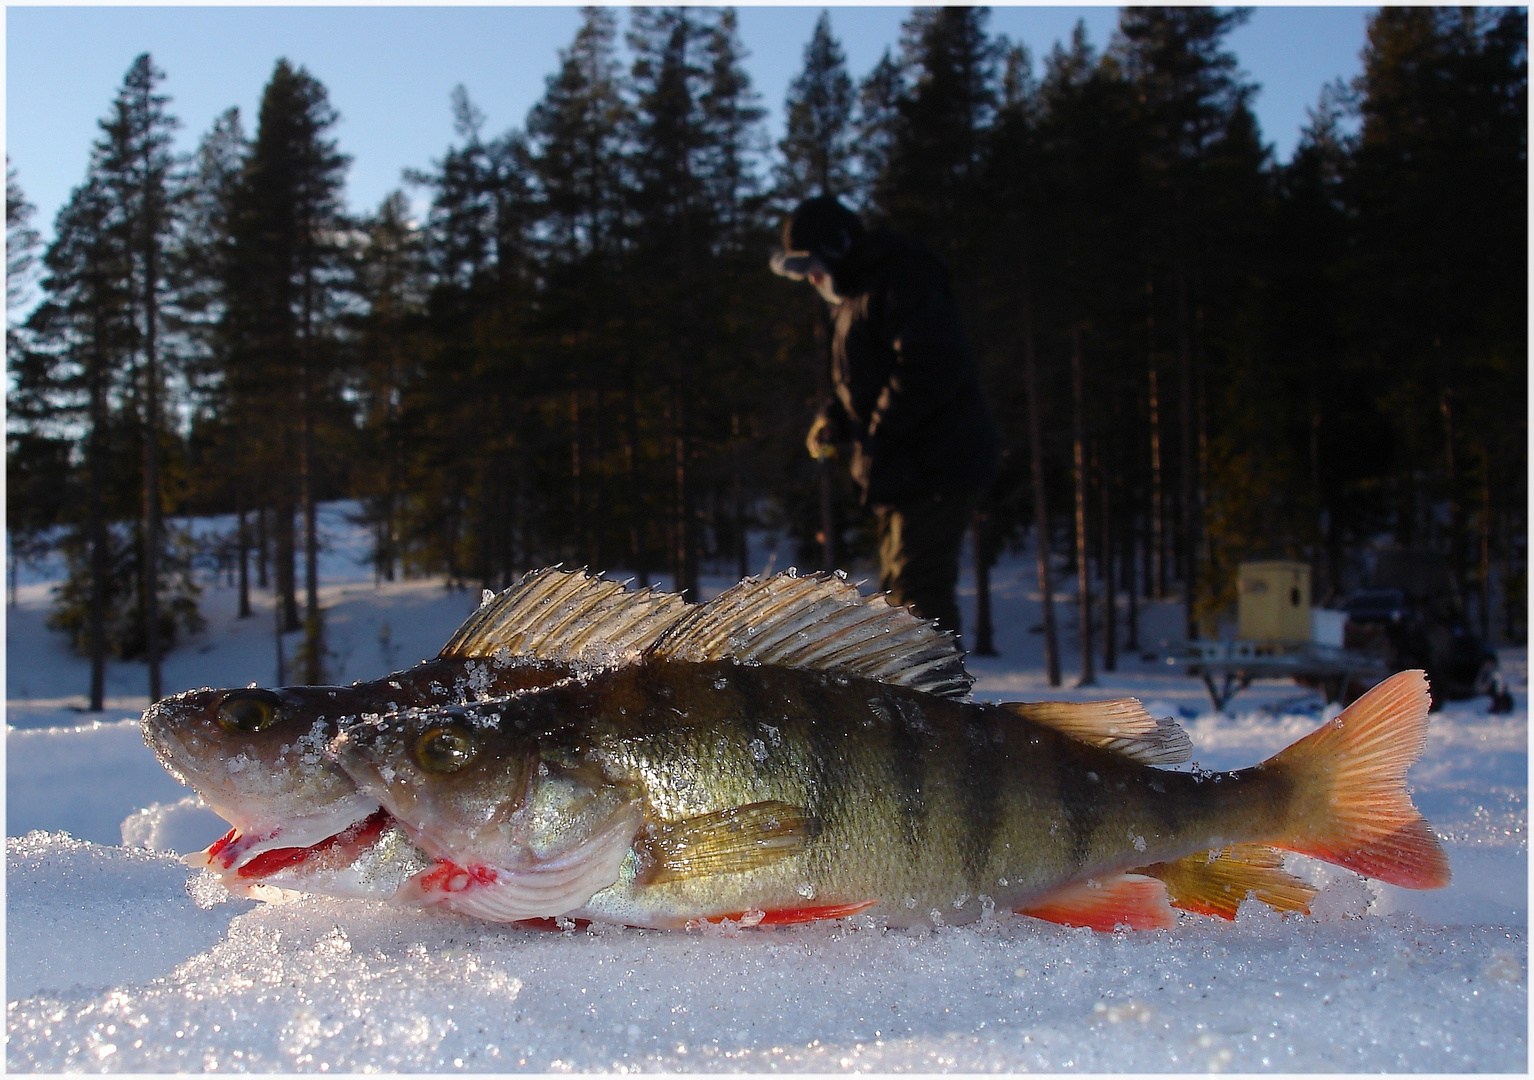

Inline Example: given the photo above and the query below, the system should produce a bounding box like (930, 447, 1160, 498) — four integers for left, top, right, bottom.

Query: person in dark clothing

(772, 195, 998, 644)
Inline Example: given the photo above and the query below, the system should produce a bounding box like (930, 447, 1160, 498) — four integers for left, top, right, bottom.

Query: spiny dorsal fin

(438, 567, 690, 664)
(645, 570, 974, 699)
(1134, 844, 1316, 920)
(1002, 699, 1192, 766)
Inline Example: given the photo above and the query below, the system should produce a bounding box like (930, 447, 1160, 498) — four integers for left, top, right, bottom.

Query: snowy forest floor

(6, 503, 1527, 1071)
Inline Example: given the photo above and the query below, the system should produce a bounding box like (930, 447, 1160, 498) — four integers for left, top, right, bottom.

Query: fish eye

(414, 725, 477, 774)
(216, 690, 284, 733)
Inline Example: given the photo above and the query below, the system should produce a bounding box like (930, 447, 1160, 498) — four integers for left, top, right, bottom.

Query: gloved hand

(806, 414, 839, 461)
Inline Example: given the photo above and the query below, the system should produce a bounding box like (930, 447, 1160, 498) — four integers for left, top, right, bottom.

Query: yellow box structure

(1237, 561, 1311, 642)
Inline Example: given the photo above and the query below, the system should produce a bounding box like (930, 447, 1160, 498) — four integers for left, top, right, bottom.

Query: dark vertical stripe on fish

(1057, 742, 1103, 871)
(957, 709, 1004, 884)
(885, 694, 927, 852)
(800, 679, 854, 857)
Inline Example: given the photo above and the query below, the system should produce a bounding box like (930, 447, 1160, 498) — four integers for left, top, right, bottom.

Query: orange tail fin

(1265, 669, 1450, 889)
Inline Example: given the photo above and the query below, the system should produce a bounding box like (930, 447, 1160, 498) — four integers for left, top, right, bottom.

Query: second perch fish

(329, 574, 1450, 930)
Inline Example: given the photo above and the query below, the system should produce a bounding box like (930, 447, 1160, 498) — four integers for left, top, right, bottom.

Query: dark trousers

(874, 491, 976, 645)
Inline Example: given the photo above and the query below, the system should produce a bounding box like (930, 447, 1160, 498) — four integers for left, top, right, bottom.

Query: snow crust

(6, 503, 1527, 1071)
(7, 836, 1526, 1073)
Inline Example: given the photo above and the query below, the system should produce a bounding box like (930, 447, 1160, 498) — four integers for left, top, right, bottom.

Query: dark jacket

(816, 229, 999, 506)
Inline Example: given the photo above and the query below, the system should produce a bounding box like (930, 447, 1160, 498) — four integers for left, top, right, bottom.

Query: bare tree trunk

(1147, 278, 1165, 600)
(1124, 514, 1140, 653)
(624, 366, 647, 587)
(1501, 498, 1518, 642)
(1441, 389, 1467, 610)
(256, 507, 269, 590)
(570, 389, 585, 563)
(1101, 455, 1116, 673)
(275, 498, 300, 632)
(299, 256, 322, 683)
(732, 412, 748, 581)
(1479, 451, 1492, 641)
(673, 384, 697, 599)
(1177, 258, 1197, 641)
(1022, 280, 1060, 687)
(972, 505, 997, 656)
(594, 386, 608, 570)
(1071, 326, 1095, 687)
(141, 259, 163, 704)
(87, 341, 108, 711)
(274, 586, 287, 686)
(237, 506, 251, 618)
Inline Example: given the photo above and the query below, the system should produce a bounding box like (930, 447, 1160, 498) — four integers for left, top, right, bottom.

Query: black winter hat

(782, 196, 864, 261)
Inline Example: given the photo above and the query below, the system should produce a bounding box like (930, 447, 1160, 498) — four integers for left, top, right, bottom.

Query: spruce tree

(94, 53, 181, 701)
(14, 176, 135, 707)
(1346, 7, 1526, 627)
(1113, 7, 1263, 638)
(778, 11, 855, 202)
(878, 6, 1000, 261)
(226, 59, 349, 679)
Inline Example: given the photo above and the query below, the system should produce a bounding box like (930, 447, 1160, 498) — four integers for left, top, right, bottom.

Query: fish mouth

(193, 808, 397, 881)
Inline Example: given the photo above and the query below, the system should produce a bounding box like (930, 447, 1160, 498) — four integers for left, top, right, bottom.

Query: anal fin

(634, 800, 812, 885)
(1017, 873, 1176, 932)
(1135, 844, 1317, 920)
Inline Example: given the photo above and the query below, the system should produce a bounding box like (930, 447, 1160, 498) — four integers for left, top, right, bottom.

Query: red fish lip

(210, 810, 396, 880)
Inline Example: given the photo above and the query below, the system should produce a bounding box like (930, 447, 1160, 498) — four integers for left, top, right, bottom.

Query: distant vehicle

(1340, 580, 1512, 713)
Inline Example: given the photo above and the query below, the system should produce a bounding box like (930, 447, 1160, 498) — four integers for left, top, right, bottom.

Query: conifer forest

(6, 7, 1527, 707)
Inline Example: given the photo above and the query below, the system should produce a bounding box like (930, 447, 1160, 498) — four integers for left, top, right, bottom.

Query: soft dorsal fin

(645, 571, 974, 699)
(1001, 699, 1192, 766)
(438, 567, 689, 663)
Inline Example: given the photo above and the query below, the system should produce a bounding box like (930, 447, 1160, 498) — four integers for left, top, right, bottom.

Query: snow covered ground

(7, 504, 1527, 1071)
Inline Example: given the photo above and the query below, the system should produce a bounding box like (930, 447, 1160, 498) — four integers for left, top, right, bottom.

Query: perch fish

(139, 568, 688, 896)
(329, 576, 1448, 931)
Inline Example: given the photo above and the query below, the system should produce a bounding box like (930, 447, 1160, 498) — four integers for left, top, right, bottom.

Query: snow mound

(6, 834, 1526, 1072)
(6, 832, 257, 1002)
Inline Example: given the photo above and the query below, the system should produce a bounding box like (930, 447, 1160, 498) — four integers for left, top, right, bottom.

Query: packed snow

(7, 503, 1527, 1071)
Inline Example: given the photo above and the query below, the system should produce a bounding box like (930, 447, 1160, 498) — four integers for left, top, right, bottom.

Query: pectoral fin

(1017, 873, 1177, 932)
(634, 800, 814, 885)
(1135, 844, 1316, 920)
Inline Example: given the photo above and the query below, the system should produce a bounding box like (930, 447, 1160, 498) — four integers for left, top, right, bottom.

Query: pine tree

(6, 159, 47, 605)
(225, 59, 349, 679)
(528, 8, 629, 262)
(14, 176, 136, 707)
(778, 11, 855, 202)
(877, 6, 1001, 261)
(1113, 7, 1264, 638)
(627, 6, 717, 598)
(853, 50, 905, 209)
(177, 108, 253, 615)
(1345, 7, 1526, 631)
(94, 53, 181, 701)
(527, 9, 632, 571)
(348, 190, 428, 584)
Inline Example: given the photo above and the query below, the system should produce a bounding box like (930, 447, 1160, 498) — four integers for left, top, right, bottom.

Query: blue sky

(7, 6, 1373, 250)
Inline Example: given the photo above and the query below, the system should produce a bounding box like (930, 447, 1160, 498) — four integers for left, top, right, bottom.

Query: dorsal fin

(645, 571, 973, 699)
(438, 567, 689, 664)
(1002, 699, 1192, 766)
